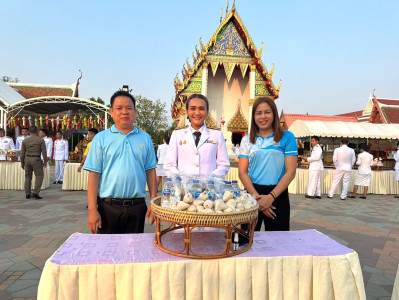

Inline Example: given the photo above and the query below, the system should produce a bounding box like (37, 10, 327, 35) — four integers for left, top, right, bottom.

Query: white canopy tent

(289, 120, 399, 139)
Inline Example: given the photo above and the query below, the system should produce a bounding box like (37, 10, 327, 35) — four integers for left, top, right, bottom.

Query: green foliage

(134, 95, 170, 145)
(1, 76, 19, 83)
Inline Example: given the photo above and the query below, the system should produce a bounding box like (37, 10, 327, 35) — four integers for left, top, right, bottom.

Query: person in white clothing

(15, 128, 30, 150)
(394, 142, 399, 199)
(348, 144, 374, 199)
(39, 129, 53, 161)
(328, 138, 356, 200)
(164, 93, 230, 177)
(301, 136, 323, 199)
(53, 131, 69, 184)
(156, 136, 170, 189)
(0, 128, 15, 161)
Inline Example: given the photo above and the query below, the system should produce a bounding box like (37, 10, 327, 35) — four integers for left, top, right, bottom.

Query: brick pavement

(0, 183, 398, 299)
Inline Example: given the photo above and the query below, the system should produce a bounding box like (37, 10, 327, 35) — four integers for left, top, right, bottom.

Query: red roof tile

(7, 83, 78, 99)
(335, 110, 364, 118)
(377, 99, 399, 106)
(381, 107, 399, 123)
(281, 114, 358, 129)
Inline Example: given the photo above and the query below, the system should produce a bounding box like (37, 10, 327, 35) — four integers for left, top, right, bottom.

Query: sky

(1, 0, 398, 122)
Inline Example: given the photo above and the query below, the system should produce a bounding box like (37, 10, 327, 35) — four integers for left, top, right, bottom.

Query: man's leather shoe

(32, 194, 42, 199)
(58, 181, 63, 184)
(327, 195, 333, 199)
(315, 196, 322, 199)
(26, 194, 31, 199)
(305, 194, 315, 199)
(53, 181, 58, 184)
(340, 197, 346, 200)
(348, 196, 356, 198)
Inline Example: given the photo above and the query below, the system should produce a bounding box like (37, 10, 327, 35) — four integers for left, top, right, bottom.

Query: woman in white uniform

(164, 94, 230, 177)
(394, 142, 399, 198)
(156, 136, 170, 189)
(348, 144, 374, 199)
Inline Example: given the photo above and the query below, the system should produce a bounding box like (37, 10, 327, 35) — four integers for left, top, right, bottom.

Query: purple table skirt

(51, 229, 353, 265)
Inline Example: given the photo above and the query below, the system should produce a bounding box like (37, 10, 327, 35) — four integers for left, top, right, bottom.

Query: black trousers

(243, 184, 290, 232)
(97, 199, 147, 234)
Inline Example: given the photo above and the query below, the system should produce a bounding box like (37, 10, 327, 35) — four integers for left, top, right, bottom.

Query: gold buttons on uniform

(196, 164, 199, 167)
(196, 153, 198, 155)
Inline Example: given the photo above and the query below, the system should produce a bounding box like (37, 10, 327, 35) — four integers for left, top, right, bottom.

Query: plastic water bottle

(192, 180, 203, 200)
(224, 181, 233, 194)
(207, 180, 217, 201)
(161, 178, 174, 208)
(231, 180, 241, 198)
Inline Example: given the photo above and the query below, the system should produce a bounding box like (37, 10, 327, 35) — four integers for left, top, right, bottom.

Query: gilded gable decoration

(227, 99, 249, 133)
(205, 115, 219, 129)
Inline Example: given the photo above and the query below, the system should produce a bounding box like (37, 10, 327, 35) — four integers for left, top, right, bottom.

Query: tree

(134, 95, 169, 144)
(1, 76, 19, 83)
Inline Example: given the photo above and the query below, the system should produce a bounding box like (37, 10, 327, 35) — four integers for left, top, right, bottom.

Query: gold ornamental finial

(195, 45, 201, 60)
(186, 57, 193, 74)
(199, 37, 206, 54)
(258, 42, 264, 59)
(220, 8, 223, 24)
(232, 0, 236, 12)
(182, 64, 188, 80)
(269, 64, 275, 79)
(277, 79, 282, 91)
(192, 52, 197, 65)
(226, 0, 229, 16)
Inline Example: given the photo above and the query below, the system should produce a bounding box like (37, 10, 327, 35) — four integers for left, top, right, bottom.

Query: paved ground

(0, 179, 398, 299)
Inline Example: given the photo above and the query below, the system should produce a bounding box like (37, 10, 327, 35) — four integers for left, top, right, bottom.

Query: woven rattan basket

(151, 196, 259, 259)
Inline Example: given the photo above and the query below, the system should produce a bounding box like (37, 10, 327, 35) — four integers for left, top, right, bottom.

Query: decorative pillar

(0, 109, 3, 129)
(201, 62, 208, 96)
(4, 112, 7, 136)
(105, 112, 108, 130)
(249, 64, 256, 133)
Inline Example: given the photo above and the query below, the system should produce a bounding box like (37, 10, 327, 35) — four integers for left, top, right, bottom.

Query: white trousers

(328, 170, 351, 199)
(307, 170, 321, 196)
(55, 160, 65, 181)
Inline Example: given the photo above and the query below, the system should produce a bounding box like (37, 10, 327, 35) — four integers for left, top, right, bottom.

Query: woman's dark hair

(341, 137, 349, 145)
(249, 97, 284, 144)
(39, 129, 48, 135)
(360, 144, 369, 152)
(88, 128, 98, 134)
(186, 94, 209, 111)
(164, 136, 170, 145)
(110, 91, 136, 108)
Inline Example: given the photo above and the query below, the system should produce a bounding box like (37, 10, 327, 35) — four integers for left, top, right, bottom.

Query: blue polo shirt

(238, 131, 298, 186)
(83, 125, 157, 198)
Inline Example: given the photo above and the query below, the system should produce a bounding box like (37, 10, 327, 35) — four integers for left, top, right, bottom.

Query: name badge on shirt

(205, 140, 217, 144)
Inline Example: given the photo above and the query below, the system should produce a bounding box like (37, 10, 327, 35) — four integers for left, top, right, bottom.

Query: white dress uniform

(306, 144, 323, 197)
(394, 150, 399, 181)
(42, 136, 53, 161)
(54, 139, 69, 181)
(0, 136, 15, 160)
(164, 124, 230, 177)
(15, 135, 29, 150)
(354, 151, 374, 186)
(328, 145, 356, 199)
(156, 143, 169, 177)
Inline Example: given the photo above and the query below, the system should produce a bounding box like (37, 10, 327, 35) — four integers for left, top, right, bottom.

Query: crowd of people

(2, 91, 399, 236)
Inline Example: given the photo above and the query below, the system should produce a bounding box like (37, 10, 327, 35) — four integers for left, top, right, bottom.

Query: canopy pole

(4, 112, 7, 136)
(105, 113, 108, 130)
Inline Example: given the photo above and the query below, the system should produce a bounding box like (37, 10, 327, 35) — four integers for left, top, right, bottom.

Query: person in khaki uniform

(20, 126, 48, 199)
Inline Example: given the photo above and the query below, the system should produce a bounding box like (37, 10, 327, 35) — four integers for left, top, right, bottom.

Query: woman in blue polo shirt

(238, 97, 298, 231)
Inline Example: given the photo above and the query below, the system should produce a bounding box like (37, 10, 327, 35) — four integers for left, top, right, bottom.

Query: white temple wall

(207, 67, 250, 157)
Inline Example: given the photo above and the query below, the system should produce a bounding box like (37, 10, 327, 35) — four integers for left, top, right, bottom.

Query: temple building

(171, 2, 281, 154)
(336, 92, 399, 124)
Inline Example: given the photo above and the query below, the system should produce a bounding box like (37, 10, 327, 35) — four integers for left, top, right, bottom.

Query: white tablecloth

(62, 163, 89, 190)
(393, 264, 399, 300)
(0, 162, 50, 190)
(38, 230, 366, 300)
(288, 169, 399, 195)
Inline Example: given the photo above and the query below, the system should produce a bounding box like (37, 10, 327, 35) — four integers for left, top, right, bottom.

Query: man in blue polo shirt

(84, 91, 157, 234)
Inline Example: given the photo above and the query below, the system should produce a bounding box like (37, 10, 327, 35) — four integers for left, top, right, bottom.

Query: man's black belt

(101, 197, 145, 207)
(26, 155, 41, 157)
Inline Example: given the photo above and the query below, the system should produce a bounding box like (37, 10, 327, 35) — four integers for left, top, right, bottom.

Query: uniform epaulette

(176, 125, 189, 130)
(208, 127, 221, 131)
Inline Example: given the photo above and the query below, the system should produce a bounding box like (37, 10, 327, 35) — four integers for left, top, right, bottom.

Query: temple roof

(370, 97, 399, 124)
(171, 4, 280, 122)
(7, 82, 79, 99)
(280, 112, 358, 130)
